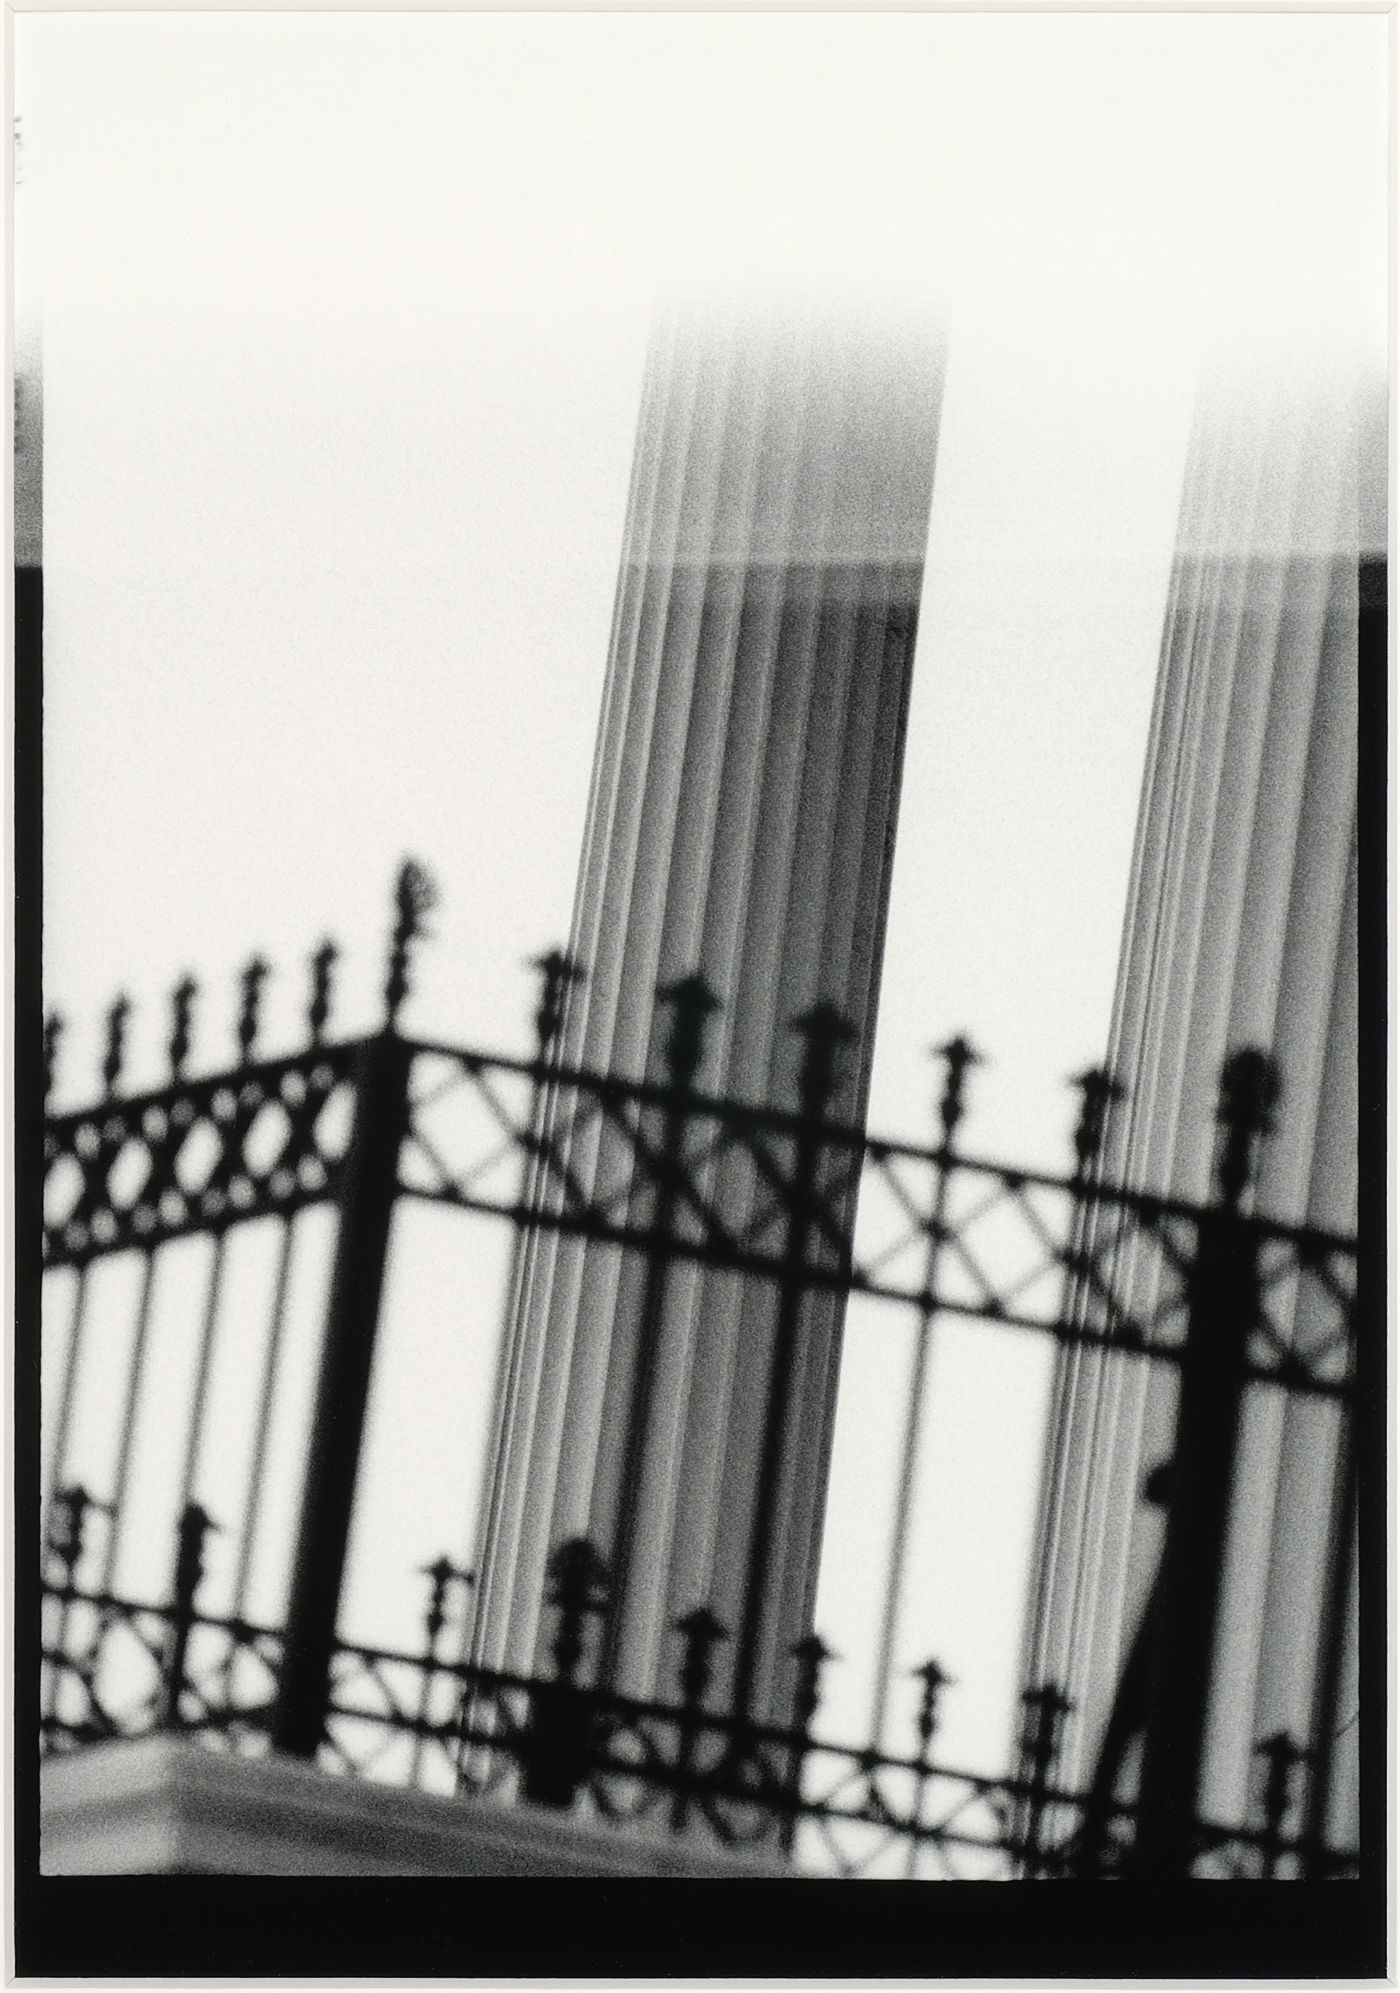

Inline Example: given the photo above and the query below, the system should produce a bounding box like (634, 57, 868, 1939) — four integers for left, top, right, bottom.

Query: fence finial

(162, 1502, 219, 1728)
(912, 1657, 954, 1755)
(420, 1554, 473, 1649)
(173, 1500, 219, 1607)
(168, 974, 197, 1080)
(236, 957, 270, 1066)
(933, 1035, 981, 1147)
(384, 859, 438, 1030)
(790, 1629, 837, 1734)
(531, 948, 582, 1059)
(47, 1484, 99, 1578)
(1020, 1679, 1072, 1752)
(307, 940, 338, 1048)
(101, 994, 131, 1097)
(675, 1605, 728, 1708)
(1215, 1047, 1281, 1209)
(43, 1011, 63, 1104)
(546, 1536, 611, 1684)
(791, 1001, 854, 1119)
(657, 971, 721, 1090)
(1069, 1066, 1123, 1178)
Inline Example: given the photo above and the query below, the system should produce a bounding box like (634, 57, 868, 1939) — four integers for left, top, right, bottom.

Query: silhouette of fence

(39, 865, 1358, 1877)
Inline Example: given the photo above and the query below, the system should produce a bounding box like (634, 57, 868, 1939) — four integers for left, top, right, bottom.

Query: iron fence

(39, 864, 1359, 1879)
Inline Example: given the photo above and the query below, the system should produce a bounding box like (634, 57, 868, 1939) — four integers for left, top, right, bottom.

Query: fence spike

(1069, 1066, 1123, 1178)
(168, 974, 197, 1080)
(530, 948, 582, 1059)
(791, 1001, 854, 1118)
(656, 971, 721, 1090)
(932, 1034, 981, 1146)
(1215, 1047, 1282, 1209)
(384, 859, 437, 1029)
(236, 957, 270, 1066)
(43, 1010, 63, 1103)
(101, 994, 131, 1097)
(307, 939, 338, 1048)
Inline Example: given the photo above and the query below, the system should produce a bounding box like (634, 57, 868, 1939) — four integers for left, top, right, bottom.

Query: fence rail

(39, 864, 1360, 1879)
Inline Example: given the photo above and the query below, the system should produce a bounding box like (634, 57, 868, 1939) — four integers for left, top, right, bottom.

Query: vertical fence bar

(1129, 1048, 1279, 1876)
(672, 1606, 727, 1833)
(1254, 1729, 1305, 1880)
(231, 944, 334, 1628)
(228, 1220, 296, 1621)
(466, 948, 579, 1679)
(100, 979, 198, 1589)
(177, 959, 268, 1518)
(906, 1658, 951, 1877)
(732, 1001, 850, 1723)
(270, 862, 430, 1759)
(1301, 1409, 1357, 1876)
(602, 972, 718, 1686)
(782, 1631, 834, 1855)
(411, 1556, 470, 1788)
(177, 1237, 228, 1518)
(45, 1266, 90, 1512)
(45, 997, 127, 1507)
(42, 1486, 95, 1740)
(1023, 1066, 1124, 1773)
(1013, 1682, 1071, 1878)
(98, 1254, 159, 1592)
(868, 1036, 978, 1752)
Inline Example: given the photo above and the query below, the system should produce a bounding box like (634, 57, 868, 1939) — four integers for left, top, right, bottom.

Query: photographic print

(16, 6, 1387, 1974)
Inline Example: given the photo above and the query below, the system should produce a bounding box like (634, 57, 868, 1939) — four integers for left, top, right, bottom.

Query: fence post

(522, 1537, 611, 1809)
(270, 862, 432, 1759)
(1129, 1046, 1278, 1875)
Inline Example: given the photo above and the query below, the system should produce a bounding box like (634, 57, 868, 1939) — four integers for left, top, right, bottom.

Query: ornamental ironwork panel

(37, 864, 1361, 1880)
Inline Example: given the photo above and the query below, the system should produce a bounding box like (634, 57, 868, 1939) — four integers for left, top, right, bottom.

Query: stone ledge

(41, 1736, 788, 1877)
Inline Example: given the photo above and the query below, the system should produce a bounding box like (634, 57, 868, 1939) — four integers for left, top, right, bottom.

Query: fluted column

(472, 298, 945, 1722)
(1026, 352, 1380, 1855)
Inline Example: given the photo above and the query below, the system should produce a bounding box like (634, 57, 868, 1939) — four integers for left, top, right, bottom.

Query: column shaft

(473, 300, 945, 1722)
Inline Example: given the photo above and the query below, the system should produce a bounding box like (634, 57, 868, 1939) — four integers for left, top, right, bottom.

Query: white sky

(24, 9, 1388, 1797)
